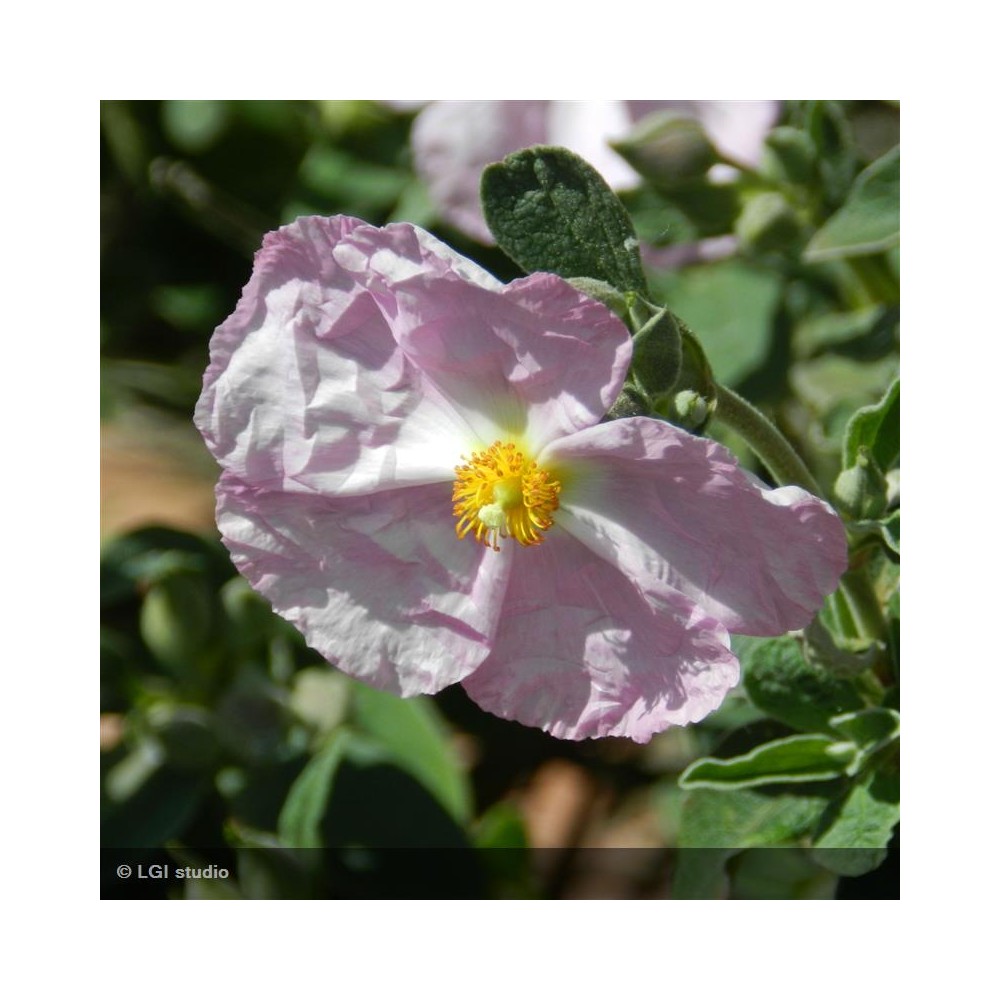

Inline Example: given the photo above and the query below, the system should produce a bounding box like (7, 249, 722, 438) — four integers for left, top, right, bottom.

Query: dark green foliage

(481, 145, 649, 294)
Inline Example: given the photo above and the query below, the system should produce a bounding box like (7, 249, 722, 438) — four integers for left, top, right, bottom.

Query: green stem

(839, 569, 887, 645)
(713, 383, 823, 496)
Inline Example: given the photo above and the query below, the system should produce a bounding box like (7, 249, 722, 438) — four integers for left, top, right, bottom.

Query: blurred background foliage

(101, 100, 898, 899)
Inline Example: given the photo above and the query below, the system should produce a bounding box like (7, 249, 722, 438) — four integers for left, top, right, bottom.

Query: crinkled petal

(332, 222, 631, 451)
(217, 471, 512, 696)
(541, 417, 847, 635)
(195, 215, 478, 497)
(462, 527, 739, 742)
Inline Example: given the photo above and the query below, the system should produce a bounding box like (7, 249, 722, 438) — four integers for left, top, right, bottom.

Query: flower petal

(217, 472, 512, 696)
(541, 417, 847, 635)
(333, 222, 632, 451)
(462, 527, 739, 742)
(195, 215, 478, 497)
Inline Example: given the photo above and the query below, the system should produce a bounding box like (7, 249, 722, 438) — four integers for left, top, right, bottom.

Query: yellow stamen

(452, 441, 561, 551)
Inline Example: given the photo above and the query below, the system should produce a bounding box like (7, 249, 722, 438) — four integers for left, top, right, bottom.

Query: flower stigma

(452, 441, 561, 551)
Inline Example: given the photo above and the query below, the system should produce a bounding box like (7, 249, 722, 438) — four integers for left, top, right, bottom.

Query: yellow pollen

(452, 441, 561, 551)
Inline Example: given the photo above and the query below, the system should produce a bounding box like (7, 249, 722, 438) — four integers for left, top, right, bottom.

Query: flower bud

(612, 112, 718, 188)
(834, 447, 888, 520)
(654, 328, 717, 433)
(673, 389, 710, 427)
(140, 568, 216, 683)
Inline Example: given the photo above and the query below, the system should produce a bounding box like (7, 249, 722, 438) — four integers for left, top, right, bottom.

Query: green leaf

(678, 786, 830, 849)
(278, 730, 471, 851)
(843, 377, 900, 470)
(803, 618, 884, 678)
(673, 783, 837, 896)
(829, 708, 900, 771)
(741, 635, 866, 734)
(881, 509, 900, 554)
(481, 145, 648, 294)
(139, 568, 217, 684)
(474, 802, 530, 850)
(472, 803, 538, 899)
(727, 848, 839, 900)
(350, 685, 473, 825)
(812, 768, 899, 875)
(793, 304, 896, 358)
(791, 355, 899, 420)
(679, 734, 855, 790)
(566, 277, 629, 318)
(630, 304, 682, 396)
(798, 101, 859, 208)
(277, 730, 351, 848)
(670, 848, 734, 899)
(805, 145, 899, 261)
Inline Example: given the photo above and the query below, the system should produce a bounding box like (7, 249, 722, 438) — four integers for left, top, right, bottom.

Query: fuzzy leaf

(679, 734, 855, 790)
(843, 377, 900, 471)
(741, 635, 866, 733)
(812, 768, 899, 875)
(672, 786, 832, 898)
(829, 708, 900, 772)
(630, 304, 683, 396)
(678, 786, 830, 849)
(481, 145, 648, 294)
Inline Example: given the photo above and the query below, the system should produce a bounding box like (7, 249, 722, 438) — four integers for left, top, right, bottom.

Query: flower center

(452, 441, 561, 551)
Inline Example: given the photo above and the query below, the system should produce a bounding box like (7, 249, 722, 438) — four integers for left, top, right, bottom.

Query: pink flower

(195, 215, 846, 742)
(411, 100, 781, 243)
